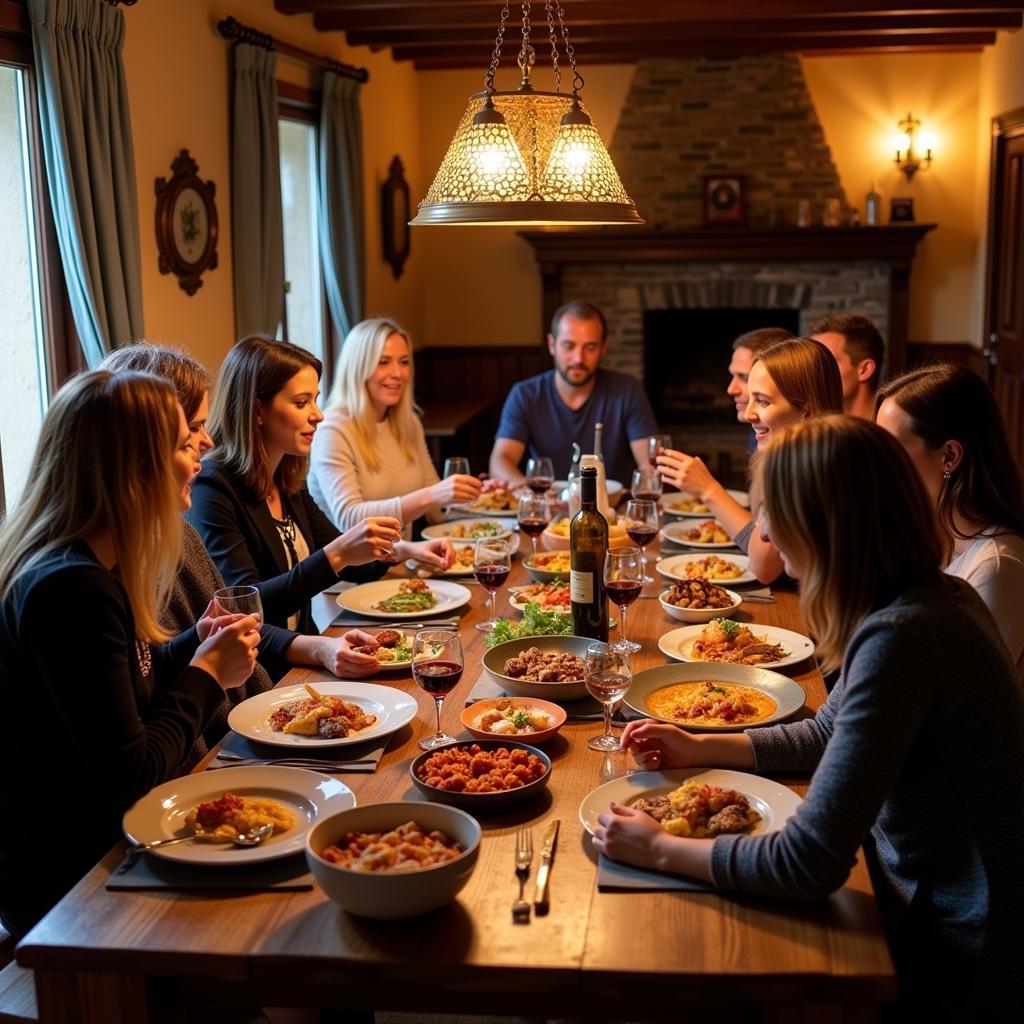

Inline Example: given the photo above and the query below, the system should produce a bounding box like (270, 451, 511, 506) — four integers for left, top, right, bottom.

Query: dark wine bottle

(570, 466, 609, 642)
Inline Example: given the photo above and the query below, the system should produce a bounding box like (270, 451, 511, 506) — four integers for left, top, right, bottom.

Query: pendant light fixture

(410, 1, 643, 226)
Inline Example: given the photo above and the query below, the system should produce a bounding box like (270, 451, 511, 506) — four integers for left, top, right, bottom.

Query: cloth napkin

(107, 851, 314, 891)
(596, 853, 713, 893)
(465, 672, 642, 723)
(207, 730, 390, 773)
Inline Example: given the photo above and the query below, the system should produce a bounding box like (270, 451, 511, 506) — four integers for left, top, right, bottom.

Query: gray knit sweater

(710, 574, 1024, 1011)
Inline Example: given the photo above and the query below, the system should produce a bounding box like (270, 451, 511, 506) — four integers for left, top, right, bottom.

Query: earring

(942, 469, 952, 480)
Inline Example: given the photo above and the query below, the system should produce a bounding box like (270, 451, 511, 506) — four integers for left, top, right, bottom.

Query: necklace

(136, 639, 152, 677)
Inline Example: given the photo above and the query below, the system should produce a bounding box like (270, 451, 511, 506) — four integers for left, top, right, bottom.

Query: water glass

(213, 585, 264, 627)
(412, 629, 463, 750)
(585, 642, 632, 752)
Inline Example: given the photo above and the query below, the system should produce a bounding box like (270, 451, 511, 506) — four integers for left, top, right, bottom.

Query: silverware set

(209, 752, 377, 772)
(512, 827, 533, 922)
(511, 819, 559, 921)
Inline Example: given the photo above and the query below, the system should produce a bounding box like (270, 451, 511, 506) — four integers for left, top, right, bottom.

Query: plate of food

(657, 552, 756, 587)
(522, 550, 572, 582)
(482, 634, 593, 701)
(508, 579, 571, 615)
(228, 680, 418, 748)
(122, 765, 357, 865)
(660, 489, 749, 517)
(421, 517, 515, 544)
(659, 580, 742, 623)
(406, 544, 476, 577)
(345, 628, 416, 671)
(460, 696, 566, 744)
(455, 485, 519, 515)
(578, 768, 801, 838)
(410, 739, 552, 808)
(660, 519, 737, 549)
(658, 619, 815, 669)
(541, 516, 631, 551)
(335, 578, 472, 619)
(624, 661, 805, 730)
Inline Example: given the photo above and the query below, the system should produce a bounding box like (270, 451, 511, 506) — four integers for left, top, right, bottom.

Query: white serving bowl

(658, 587, 742, 623)
(305, 801, 481, 919)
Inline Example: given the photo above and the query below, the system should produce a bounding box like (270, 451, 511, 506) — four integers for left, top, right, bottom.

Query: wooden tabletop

(16, 539, 896, 1023)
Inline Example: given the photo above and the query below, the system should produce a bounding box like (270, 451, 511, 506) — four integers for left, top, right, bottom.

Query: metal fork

(512, 828, 533, 921)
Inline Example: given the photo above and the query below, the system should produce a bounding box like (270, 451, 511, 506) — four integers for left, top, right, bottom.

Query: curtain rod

(217, 16, 369, 84)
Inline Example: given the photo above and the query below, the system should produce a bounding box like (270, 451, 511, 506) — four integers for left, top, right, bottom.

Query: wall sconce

(894, 112, 933, 181)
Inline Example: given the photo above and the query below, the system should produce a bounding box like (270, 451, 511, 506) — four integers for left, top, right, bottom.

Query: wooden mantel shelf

(518, 224, 936, 265)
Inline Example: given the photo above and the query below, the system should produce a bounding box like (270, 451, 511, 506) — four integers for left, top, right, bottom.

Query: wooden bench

(0, 962, 37, 1023)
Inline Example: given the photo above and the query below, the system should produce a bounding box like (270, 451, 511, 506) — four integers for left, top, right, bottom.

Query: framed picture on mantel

(702, 175, 747, 227)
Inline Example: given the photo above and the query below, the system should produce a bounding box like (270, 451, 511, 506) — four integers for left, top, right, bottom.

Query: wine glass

(585, 642, 632, 752)
(604, 546, 642, 655)
(443, 457, 470, 478)
(517, 492, 551, 557)
(624, 498, 659, 584)
(630, 467, 663, 503)
(525, 456, 554, 495)
(473, 537, 511, 633)
(412, 629, 463, 750)
(648, 434, 672, 462)
(213, 585, 264, 626)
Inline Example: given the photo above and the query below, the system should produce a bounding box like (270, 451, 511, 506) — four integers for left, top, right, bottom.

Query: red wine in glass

(626, 525, 658, 548)
(413, 660, 464, 695)
(474, 564, 510, 591)
(632, 490, 661, 503)
(518, 516, 548, 538)
(526, 476, 553, 494)
(605, 579, 642, 607)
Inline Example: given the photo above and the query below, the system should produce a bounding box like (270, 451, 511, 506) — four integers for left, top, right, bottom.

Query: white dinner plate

(658, 623, 816, 670)
(579, 768, 802, 838)
(623, 661, 806, 730)
(228, 680, 419, 749)
(421, 517, 515, 544)
(553, 479, 624, 500)
(122, 766, 356, 865)
(660, 521, 738, 549)
(404, 555, 476, 577)
(335, 578, 472, 620)
(656, 552, 756, 587)
(451, 494, 520, 516)
(660, 489, 748, 517)
(507, 584, 571, 615)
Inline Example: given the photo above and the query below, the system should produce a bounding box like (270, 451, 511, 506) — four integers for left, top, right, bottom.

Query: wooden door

(985, 110, 1024, 463)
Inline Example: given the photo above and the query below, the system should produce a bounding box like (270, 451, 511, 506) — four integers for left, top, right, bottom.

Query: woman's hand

(195, 598, 223, 643)
(429, 474, 482, 506)
(656, 449, 719, 501)
(317, 629, 382, 678)
(592, 801, 672, 870)
(396, 538, 455, 570)
(619, 719, 708, 771)
(326, 516, 403, 569)
(190, 614, 260, 689)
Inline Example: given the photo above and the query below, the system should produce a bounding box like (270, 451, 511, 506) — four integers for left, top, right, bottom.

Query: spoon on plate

(128, 822, 274, 858)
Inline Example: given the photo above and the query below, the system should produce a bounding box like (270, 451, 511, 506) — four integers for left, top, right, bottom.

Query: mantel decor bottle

(570, 466, 609, 642)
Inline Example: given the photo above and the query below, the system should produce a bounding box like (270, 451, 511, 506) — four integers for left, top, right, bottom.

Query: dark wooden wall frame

(155, 149, 219, 296)
(382, 155, 411, 279)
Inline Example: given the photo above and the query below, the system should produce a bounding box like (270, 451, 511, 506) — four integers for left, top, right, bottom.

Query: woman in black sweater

(0, 371, 259, 936)
(188, 337, 452, 643)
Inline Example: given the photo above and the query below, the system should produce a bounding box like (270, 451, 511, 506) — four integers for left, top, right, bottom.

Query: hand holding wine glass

(525, 456, 554, 495)
(517, 492, 551, 557)
(412, 629, 463, 750)
(473, 537, 511, 633)
(443, 457, 471, 478)
(212, 585, 264, 626)
(585, 642, 632, 752)
(605, 546, 642, 655)
(623, 499, 659, 584)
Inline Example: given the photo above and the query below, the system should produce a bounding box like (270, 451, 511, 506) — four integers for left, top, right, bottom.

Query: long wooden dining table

(15, 536, 896, 1023)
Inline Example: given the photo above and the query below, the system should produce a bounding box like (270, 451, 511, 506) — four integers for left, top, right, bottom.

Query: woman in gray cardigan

(604, 415, 1024, 1017)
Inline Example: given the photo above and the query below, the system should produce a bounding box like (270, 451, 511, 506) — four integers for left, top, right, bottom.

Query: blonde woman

(656, 337, 843, 582)
(308, 317, 481, 536)
(609, 417, 1024, 1014)
(0, 371, 259, 936)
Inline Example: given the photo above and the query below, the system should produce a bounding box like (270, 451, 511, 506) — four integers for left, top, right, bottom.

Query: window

(279, 114, 326, 363)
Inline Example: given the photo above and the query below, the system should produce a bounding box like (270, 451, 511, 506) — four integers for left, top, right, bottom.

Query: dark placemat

(108, 851, 314, 891)
(597, 854, 713, 893)
(208, 730, 389, 772)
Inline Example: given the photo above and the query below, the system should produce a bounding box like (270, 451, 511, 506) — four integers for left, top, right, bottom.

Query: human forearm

(703, 484, 753, 538)
(285, 634, 332, 670)
(747, 534, 785, 584)
(653, 835, 714, 882)
(694, 732, 756, 768)
(490, 452, 526, 487)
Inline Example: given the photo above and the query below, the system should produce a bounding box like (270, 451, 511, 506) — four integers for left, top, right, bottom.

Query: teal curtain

(29, 0, 143, 366)
(231, 43, 284, 338)
(318, 71, 365, 342)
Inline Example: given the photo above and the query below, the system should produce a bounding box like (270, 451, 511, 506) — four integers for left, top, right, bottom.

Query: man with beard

(490, 301, 657, 487)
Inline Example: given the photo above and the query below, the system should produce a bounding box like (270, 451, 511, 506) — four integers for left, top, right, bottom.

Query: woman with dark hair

(188, 337, 453, 651)
(657, 337, 843, 582)
(876, 363, 1024, 681)
(604, 416, 1024, 1016)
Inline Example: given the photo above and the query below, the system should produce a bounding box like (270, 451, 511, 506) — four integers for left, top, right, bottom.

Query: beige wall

(121, 0, 424, 371)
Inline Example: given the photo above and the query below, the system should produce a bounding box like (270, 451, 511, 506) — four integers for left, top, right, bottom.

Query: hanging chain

(544, 0, 561, 92)
(554, 0, 584, 95)
(485, 1, 511, 92)
(517, 1, 535, 78)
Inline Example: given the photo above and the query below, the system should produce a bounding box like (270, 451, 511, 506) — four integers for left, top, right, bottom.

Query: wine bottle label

(570, 570, 594, 603)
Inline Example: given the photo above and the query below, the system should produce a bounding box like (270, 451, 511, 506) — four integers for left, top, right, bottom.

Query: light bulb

(477, 146, 507, 177)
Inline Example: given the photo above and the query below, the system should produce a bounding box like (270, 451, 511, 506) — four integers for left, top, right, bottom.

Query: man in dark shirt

(489, 301, 657, 486)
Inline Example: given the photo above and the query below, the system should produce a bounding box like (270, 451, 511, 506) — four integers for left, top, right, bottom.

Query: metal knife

(533, 819, 560, 915)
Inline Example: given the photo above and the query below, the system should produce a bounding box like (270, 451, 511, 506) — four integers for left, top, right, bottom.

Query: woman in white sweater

(876, 363, 1024, 681)
(309, 318, 481, 537)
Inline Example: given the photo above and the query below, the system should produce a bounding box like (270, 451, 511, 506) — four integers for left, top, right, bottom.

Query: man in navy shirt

(489, 301, 658, 487)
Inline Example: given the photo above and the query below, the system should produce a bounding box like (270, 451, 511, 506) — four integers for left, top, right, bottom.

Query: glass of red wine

(412, 629, 463, 750)
(630, 467, 663, 503)
(648, 434, 672, 463)
(525, 456, 554, 495)
(473, 537, 511, 633)
(517, 491, 551, 557)
(604, 546, 642, 655)
(624, 498, 659, 584)
(585, 642, 632, 752)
